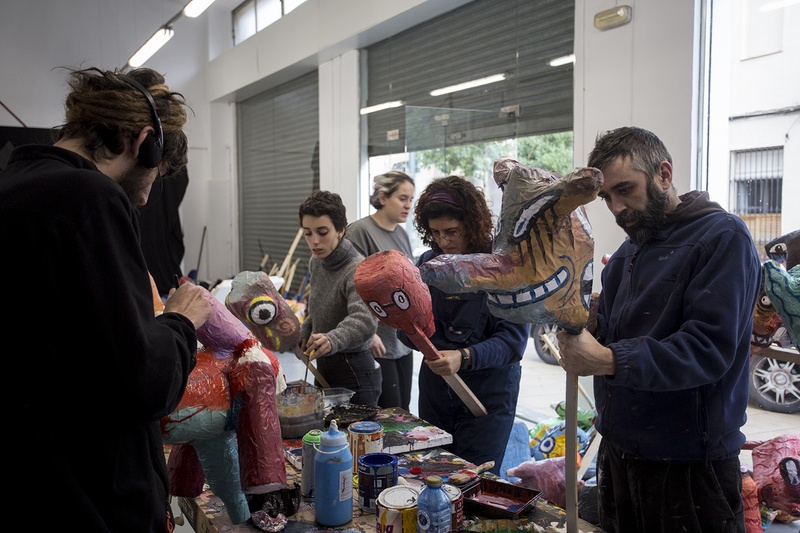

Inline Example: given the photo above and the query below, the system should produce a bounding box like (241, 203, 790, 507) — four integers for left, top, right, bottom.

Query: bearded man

(557, 126, 761, 533)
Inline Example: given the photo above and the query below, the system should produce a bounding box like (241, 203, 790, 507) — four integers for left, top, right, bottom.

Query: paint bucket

(348, 420, 383, 474)
(376, 485, 419, 533)
(357, 453, 398, 513)
(442, 482, 464, 530)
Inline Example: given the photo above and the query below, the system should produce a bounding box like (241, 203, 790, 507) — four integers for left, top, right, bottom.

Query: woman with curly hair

(398, 175, 529, 473)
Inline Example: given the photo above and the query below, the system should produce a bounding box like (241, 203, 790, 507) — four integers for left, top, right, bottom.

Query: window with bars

(730, 147, 783, 259)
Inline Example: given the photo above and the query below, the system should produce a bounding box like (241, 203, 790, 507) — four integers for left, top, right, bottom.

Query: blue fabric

(500, 421, 532, 482)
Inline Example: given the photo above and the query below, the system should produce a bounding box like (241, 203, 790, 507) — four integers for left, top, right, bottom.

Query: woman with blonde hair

(347, 171, 415, 410)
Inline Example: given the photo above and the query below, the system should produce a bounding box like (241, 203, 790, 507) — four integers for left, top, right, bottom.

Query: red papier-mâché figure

(152, 274, 287, 524)
(354, 250, 487, 416)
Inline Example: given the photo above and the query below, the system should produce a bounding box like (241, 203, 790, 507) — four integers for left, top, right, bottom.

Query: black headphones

(118, 74, 164, 169)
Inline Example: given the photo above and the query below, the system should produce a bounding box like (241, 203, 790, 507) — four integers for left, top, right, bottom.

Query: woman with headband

(397, 175, 529, 473)
(347, 171, 416, 411)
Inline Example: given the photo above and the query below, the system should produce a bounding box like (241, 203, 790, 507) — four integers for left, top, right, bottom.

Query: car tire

(749, 355, 800, 414)
(531, 323, 561, 365)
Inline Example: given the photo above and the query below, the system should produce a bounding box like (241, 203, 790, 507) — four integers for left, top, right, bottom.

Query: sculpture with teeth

(418, 157, 602, 332)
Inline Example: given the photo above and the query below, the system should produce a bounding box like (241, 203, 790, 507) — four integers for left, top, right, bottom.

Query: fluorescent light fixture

(183, 0, 216, 18)
(594, 5, 632, 30)
(761, 0, 800, 11)
(360, 100, 404, 115)
(549, 54, 576, 67)
(128, 27, 174, 67)
(430, 74, 506, 97)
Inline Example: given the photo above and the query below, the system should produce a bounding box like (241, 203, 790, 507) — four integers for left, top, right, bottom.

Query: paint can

(348, 420, 383, 474)
(376, 485, 419, 533)
(357, 452, 398, 513)
(300, 428, 322, 499)
(441, 482, 464, 531)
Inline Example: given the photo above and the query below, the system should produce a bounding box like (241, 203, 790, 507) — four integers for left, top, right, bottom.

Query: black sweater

(0, 145, 197, 532)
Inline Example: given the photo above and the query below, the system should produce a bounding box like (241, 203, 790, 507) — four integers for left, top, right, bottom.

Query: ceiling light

(128, 27, 174, 67)
(549, 54, 575, 67)
(360, 100, 404, 115)
(430, 74, 506, 97)
(183, 0, 216, 18)
(594, 5, 632, 31)
(761, 0, 800, 11)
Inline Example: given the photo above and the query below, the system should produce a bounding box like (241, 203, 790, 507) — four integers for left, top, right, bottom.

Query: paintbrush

(448, 460, 494, 485)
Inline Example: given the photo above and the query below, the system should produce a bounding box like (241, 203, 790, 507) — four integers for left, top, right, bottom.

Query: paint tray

(462, 478, 541, 519)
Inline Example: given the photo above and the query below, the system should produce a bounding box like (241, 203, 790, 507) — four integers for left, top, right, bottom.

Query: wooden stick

(565, 371, 579, 533)
(283, 258, 300, 297)
(293, 347, 331, 389)
(541, 332, 579, 532)
(412, 326, 487, 417)
(277, 228, 304, 278)
(577, 432, 601, 480)
(542, 334, 594, 410)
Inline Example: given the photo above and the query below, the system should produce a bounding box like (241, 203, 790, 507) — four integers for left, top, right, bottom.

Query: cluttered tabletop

(172, 405, 605, 533)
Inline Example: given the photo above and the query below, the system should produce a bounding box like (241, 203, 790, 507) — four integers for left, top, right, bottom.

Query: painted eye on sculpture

(368, 301, 388, 318)
(392, 290, 411, 310)
(248, 298, 278, 325)
(539, 437, 555, 455)
(513, 192, 557, 239)
(760, 294, 772, 307)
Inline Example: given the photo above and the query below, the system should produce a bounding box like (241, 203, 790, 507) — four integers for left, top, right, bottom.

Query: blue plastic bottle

(416, 475, 451, 533)
(314, 420, 353, 526)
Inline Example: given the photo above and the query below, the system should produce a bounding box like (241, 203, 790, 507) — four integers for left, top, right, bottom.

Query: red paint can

(348, 420, 383, 474)
(442, 482, 464, 530)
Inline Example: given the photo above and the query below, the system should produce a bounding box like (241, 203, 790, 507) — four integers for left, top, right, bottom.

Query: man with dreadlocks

(0, 67, 210, 532)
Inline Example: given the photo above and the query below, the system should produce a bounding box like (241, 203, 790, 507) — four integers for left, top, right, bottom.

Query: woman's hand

(303, 333, 331, 360)
(370, 334, 386, 358)
(425, 349, 461, 376)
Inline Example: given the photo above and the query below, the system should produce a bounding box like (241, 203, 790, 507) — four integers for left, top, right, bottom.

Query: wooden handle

(293, 347, 331, 389)
(411, 325, 487, 417)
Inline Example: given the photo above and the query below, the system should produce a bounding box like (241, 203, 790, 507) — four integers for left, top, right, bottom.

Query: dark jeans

(315, 350, 382, 407)
(376, 352, 414, 411)
(597, 440, 745, 533)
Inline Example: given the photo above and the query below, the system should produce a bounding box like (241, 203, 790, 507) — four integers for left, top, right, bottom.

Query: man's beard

(615, 179, 670, 244)
(118, 162, 154, 207)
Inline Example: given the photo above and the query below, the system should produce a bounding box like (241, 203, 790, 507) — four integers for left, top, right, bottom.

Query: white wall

(574, 0, 701, 281)
(724, 0, 800, 235)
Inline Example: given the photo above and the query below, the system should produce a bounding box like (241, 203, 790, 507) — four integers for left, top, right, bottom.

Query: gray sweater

(300, 237, 377, 354)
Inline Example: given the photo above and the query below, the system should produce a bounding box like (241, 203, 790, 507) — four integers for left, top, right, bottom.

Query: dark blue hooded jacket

(594, 191, 761, 462)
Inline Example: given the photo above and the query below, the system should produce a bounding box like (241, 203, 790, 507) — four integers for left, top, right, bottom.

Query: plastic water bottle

(416, 475, 451, 533)
(314, 420, 353, 526)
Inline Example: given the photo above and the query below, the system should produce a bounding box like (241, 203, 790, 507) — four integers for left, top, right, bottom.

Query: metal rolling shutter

(238, 71, 318, 298)
(366, 0, 574, 156)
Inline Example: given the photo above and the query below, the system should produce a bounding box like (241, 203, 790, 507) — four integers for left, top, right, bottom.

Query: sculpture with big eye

(225, 270, 330, 388)
(417, 158, 603, 332)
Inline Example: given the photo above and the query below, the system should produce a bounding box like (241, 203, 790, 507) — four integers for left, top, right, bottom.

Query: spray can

(314, 420, 353, 526)
(301, 428, 322, 499)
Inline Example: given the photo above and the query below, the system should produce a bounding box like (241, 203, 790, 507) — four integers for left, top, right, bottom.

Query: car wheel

(531, 323, 561, 365)
(749, 355, 800, 414)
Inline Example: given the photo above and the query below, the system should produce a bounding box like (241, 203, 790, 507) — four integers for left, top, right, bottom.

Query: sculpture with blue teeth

(418, 157, 602, 332)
